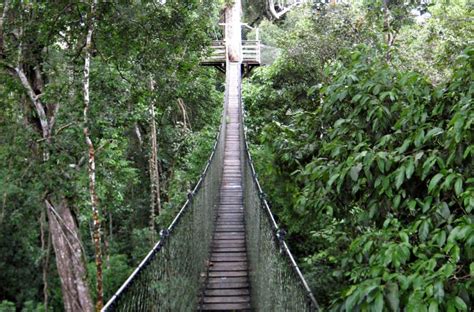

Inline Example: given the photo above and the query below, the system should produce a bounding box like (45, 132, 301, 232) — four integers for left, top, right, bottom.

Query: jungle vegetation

(0, 0, 472, 311)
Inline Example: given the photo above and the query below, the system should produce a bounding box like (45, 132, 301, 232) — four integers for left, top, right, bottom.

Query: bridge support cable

(101, 98, 227, 312)
(239, 86, 319, 311)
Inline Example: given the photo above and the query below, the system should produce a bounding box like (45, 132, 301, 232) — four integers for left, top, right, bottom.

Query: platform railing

(242, 40, 261, 64)
(202, 40, 261, 65)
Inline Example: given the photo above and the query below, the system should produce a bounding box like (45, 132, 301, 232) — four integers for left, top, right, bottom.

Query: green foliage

(87, 255, 133, 302)
(247, 45, 474, 310)
(159, 106, 222, 228)
(244, 3, 474, 309)
(0, 301, 15, 312)
(395, 1, 474, 84)
(0, 0, 222, 309)
(20, 301, 45, 312)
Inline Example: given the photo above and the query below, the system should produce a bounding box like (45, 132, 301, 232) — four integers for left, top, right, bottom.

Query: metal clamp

(160, 229, 170, 239)
(276, 228, 287, 243)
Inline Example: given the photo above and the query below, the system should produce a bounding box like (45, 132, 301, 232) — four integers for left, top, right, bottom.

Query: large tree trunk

(148, 77, 161, 243)
(225, 0, 242, 63)
(40, 207, 51, 311)
(1, 3, 93, 311)
(46, 198, 94, 312)
(83, 1, 103, 309)
(16, 66, 94, 312)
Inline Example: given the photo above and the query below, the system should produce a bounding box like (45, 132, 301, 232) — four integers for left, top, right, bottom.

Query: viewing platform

(201, 24, 261, 75)
(201, 40, 261, 66)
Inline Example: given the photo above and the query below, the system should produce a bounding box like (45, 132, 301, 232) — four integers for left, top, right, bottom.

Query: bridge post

(224, 0, 243, 64)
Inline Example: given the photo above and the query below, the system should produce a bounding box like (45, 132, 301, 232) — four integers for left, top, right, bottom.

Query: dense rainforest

(0, 0, 473, 311)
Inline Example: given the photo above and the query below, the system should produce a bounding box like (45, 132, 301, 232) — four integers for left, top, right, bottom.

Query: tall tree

(148, 77, 161, 243)
(0, 2, 94, 311)
(83, 0, 103, 310)
(0, 1, 221, 310)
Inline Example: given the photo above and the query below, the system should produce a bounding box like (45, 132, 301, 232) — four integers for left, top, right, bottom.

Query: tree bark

(177, 98, 191, 131)
(383, 0, 394, 63)
(40, 207, 51, 311)
(83, 1, 103, 310)
(46, 199, 93, 312)
(0, 0, 9, 58)
(148, 77, 161, 243)
(225, 0, 242, 63)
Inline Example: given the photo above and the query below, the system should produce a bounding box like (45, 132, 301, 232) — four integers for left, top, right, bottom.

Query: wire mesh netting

(240, 88, 319, 311)
(102, 105, 227, 312)
(103, 63, 318, 311)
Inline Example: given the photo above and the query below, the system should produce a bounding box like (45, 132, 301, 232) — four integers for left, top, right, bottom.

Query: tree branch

(0, 0, 10, 56)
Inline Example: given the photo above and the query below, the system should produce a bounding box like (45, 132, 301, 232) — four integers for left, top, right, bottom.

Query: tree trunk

(46, 199, 93, 312)
(40, 207, 51, 311)
(225, 0, 242, 63)
(149, 77, 161, 243)
(83, 1, 103, 310)
(383, 0, 394, 63)
(177, 98, 191, 131)
(1, 3, 93, 311)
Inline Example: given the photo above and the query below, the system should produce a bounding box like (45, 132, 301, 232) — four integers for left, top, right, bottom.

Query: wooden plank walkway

(199, 64, 251, 311)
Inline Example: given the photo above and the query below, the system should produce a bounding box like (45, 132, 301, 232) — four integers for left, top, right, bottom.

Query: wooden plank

(216, 216, 244, 221)
(206, 282, 249, 289)
(212, 239, 245, 245)
(207, 277, 249, 284)
(200, 302, 251, 310)
(213, 230, 245, 235)
(211, 255, 247, 262)
(216, 213, 243, 218)
(214, 228, 245, 233)
(209, 262, 247, 272)
(208, 271, 248, 278)
(202, 296, 250, 304)
(214, 233, 245, 239)
(216, 219, 244, 223)
(204, 289, 250, 297)
(216, 216, 243, 221)
(211, 247, 247, 252)
(216, 222, 244, 226)
(218, 203, 243, 207)
(211, 247, 246, 253)
(214, 226, 245, 234)
(216, 211, 244, 215)
(216, 209, 244, 213)
(216, 221, 244, 225)
(209, 263, 247, 272)
(212, 242, 246, 248)
(211, 251, 247, 256)
(214, 220, 244, 224)
(219, 196, 243, 199)
(216, 213, 244, 217)
(220, 199, 243, 204)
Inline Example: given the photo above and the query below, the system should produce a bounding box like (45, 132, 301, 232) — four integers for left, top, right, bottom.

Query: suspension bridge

(102, 3, 318, 311)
